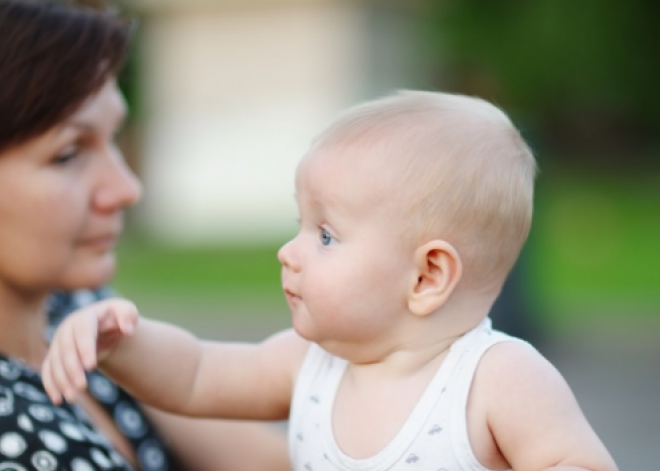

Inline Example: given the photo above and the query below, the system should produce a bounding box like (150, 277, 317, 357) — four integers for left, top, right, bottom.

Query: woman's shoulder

(0, 354, 136, 470)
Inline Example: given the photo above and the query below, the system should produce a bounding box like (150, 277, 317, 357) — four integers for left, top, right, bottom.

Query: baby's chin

(290, 314, 317, 342)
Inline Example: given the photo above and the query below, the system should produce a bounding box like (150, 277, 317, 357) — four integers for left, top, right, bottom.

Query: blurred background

(114, 0, 659, 468)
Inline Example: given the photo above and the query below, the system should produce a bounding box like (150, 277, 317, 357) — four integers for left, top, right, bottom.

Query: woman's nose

(93, 147, 142, 212)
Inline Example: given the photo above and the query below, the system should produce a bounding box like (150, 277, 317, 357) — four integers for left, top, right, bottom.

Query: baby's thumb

(118, 313, 137, 336)
(115, 300, 139, 335)
(97, 300, 138, 335)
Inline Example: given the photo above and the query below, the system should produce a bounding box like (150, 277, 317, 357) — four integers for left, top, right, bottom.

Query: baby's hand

(41, 298, 138, 405)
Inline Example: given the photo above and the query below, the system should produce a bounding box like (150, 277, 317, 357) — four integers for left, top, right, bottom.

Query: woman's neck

(0, 282, 50, 369)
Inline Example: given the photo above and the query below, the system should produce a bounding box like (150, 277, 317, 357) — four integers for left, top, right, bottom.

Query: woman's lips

(79, 234, 119, 251)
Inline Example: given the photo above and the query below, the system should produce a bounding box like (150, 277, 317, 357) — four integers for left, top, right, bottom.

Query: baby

(43, 91, 618, 471)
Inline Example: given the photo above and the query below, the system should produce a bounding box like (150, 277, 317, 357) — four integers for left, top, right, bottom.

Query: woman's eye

(52, 146, 80, 165)
(320, 228, 335, 246)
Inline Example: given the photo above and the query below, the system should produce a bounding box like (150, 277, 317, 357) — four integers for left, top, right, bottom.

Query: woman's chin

(58, 256, 117, 291)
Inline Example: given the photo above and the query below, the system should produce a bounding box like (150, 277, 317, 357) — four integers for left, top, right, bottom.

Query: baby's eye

(319, 228, 335, 246)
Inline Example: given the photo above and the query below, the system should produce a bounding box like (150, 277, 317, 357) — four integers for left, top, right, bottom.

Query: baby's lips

(283, 288, 302, 304)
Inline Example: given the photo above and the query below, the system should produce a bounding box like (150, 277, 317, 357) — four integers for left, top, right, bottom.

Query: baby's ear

(408, 240, 462, 316)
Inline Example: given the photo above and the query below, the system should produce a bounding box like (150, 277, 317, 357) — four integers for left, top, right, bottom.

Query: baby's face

(278, 146, 415, 360)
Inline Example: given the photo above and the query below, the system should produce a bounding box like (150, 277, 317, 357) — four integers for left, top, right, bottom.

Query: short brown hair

(0, 0, 135, 151)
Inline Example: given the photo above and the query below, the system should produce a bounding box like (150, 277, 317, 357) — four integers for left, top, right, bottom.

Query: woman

(0, 1, 290, 470)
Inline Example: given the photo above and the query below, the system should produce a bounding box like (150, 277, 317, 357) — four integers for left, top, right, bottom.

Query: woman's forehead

(63, 81, 126, 131)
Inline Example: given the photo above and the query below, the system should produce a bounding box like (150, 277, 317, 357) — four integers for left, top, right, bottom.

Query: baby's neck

(346, 288, 493, 373)
(348, 332, 457, 382)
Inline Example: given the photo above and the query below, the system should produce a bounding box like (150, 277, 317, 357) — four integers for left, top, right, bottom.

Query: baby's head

(306, 90, 536, 294)
(279, 90, 535, 351)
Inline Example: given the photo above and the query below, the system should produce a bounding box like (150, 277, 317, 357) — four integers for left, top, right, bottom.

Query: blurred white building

(131, 0, 428, 245)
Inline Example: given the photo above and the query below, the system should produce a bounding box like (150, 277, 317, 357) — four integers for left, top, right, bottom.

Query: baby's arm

(473, 342, 618, 471)
(42, 298, 309, 421)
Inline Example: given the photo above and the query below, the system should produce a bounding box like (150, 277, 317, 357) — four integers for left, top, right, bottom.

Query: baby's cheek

(305, 283, 344, 318)
(308, 284, 341, 313)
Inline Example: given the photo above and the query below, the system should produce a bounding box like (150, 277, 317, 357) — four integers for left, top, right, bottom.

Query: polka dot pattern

(0, 289, 179, 470)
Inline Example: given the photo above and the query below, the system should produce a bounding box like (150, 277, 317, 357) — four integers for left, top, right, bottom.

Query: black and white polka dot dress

(0, 289, 179, 471)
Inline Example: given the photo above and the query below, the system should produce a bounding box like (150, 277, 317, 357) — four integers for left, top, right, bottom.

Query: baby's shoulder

(471, 339, 574, 415)
(465, 333, 618, 471)
(477, 340, 563, 390)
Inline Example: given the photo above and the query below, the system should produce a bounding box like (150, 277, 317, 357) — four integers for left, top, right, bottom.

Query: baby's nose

(277, 238, 301, 272)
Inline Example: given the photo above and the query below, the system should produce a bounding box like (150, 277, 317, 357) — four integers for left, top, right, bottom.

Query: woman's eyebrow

(66, 122, 95, 133)
(62, 112, 128, 135)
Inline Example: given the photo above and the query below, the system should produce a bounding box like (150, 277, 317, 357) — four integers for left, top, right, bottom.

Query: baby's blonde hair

(311, 90, 537, 291)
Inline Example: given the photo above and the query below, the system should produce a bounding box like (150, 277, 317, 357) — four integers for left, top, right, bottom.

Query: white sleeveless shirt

(289, 318, 524, 471)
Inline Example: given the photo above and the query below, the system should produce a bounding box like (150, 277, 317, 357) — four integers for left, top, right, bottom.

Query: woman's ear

(408, 239, 462, 317)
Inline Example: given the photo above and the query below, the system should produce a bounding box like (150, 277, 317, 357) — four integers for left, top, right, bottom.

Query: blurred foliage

(528, 163, 660, 326)
(419, 0, 660, 162)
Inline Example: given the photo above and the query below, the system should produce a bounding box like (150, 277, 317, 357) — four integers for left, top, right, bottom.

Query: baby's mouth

(284, 289, 301, 303)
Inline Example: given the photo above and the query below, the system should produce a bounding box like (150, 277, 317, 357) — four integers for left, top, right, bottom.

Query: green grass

(112, 166, 660, 332)
(527, 166, 660, 327)
(115, 240, 283, 295)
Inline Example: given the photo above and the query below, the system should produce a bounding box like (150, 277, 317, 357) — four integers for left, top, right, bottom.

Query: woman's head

(0, 1, 141, 296)
(0, 0, 134, 152)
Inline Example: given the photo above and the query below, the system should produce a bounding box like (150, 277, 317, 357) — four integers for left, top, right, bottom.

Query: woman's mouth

(79, 234, 119, 252)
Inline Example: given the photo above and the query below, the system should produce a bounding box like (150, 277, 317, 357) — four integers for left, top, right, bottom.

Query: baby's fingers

(49, 315, 100, 401)
(97, 299, 138, 337)
(41, 355, 64, 405)
(74, 311, 102, 372)
(42, 298, 139, 405)
(42, 329, 87, 405)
